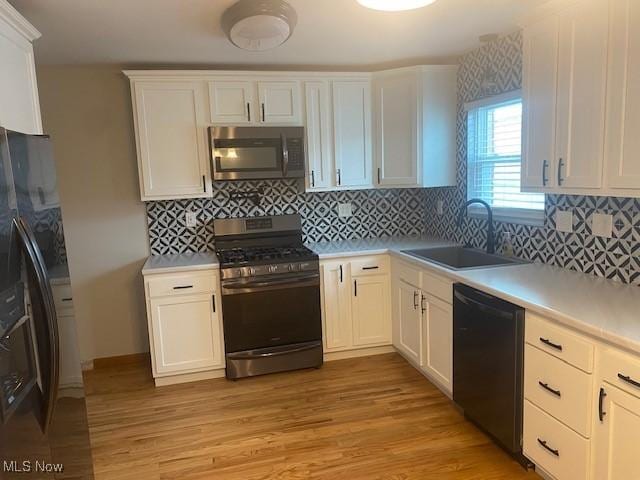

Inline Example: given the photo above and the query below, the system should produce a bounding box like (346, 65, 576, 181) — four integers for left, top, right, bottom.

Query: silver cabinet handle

(336, 169, 341, 186)
(413, 291, 419, 309)
(247, 103, 251, 122)
(542, 160, 549, 186)
(421, 294, 426, 314)
(310, 170, 315, 187)
(557, 158, 564, 186)
(261, 103, 265, 122)
(377, 167, 381, 185)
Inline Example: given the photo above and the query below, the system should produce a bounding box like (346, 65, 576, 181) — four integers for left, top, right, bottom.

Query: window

(466, 91, 545, 224)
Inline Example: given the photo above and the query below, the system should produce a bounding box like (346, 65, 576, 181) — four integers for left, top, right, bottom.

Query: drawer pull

(540, 337, 563, 351)
(538, 381, 561, 398)
(173, 285, 194, 290)
(599, 387, 607, 422)
(537, 438, 559, 457)
(618, 373, 640, 390)
(362, 266, 379, 271)
(61, 297, 73, 302)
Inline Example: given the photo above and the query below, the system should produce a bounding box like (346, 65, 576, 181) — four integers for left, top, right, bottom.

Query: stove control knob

(268, 265, 277, 274)
(248, 267, 256, 276)
(288, 263, 299, 272)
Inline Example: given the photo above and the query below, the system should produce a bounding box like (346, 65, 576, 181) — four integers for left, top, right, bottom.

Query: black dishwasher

(453, 283, 527, 465)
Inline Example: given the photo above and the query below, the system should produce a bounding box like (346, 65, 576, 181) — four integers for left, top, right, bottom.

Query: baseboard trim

(154, 368, 226, 387)
(93, 352, 150, 369)
(323, 345, 395, 362)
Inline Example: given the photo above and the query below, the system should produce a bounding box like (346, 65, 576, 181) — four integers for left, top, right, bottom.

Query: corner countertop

(142, 252, 219, 275)
(308, 236, 640, 356)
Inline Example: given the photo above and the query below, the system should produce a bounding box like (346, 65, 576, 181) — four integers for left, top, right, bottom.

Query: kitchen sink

(401, 246, 525, 270)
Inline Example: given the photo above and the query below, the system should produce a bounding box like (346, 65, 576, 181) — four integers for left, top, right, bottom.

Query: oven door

(221, 272, 322, 353)
(211, 135, 285, 180)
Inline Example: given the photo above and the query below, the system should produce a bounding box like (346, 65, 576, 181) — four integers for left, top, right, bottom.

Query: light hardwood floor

(83, 353, 539, 480)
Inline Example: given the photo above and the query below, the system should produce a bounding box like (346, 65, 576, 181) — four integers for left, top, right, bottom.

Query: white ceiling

(11, 0, 547, 68)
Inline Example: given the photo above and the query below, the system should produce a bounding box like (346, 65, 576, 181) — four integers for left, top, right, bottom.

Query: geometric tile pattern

(147, 179, 428, 255)
(424, 31, 640, 286)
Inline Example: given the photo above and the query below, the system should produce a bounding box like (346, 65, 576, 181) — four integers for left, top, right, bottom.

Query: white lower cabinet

(320, 256, 391, 354)
(391, 258, 453, 396)
(144, 269, 225, 385)
(523, 313, 640, 480)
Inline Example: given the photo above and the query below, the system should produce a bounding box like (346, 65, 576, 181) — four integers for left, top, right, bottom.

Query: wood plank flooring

(83, 353, 539, 480)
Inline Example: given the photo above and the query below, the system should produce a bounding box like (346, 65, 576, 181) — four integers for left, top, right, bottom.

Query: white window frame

(464, 90, 545, 226)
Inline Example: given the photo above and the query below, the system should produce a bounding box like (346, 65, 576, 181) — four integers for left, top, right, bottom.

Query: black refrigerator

(0, 128, 94, 479)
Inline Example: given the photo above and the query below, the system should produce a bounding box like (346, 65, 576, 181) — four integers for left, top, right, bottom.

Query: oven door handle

(227, 342, 320, 360)
(222, 273, 320, 294)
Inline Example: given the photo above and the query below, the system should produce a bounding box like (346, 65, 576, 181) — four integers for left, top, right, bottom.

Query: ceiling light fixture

(222, 0, 297, 51)
(356, 0, 438, 11)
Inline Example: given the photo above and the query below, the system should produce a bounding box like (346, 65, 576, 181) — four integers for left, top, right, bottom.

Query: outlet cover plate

(591, 213, 613, 238)
(555, 210, 573, 233)
(436, 200, 444, 216)
(338, 203, 353, 218)
(186, 211, 197, 228)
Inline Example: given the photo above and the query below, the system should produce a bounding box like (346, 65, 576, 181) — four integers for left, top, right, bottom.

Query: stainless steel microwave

(209, 126, 305, 181)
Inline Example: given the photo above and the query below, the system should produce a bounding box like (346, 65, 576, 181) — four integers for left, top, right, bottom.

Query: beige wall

(37, 65, 150, 361)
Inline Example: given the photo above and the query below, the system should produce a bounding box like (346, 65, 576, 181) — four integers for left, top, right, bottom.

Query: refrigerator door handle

(12, 216, 60, 434)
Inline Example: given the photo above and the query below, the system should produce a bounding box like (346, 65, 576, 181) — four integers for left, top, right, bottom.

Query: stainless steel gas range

(213, 214, 322, 379)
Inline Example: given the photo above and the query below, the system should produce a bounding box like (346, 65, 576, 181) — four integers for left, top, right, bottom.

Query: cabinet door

(522, 15, 559, 190)
(421, 293, 453, 393)
(604, 0, 640, 190)
(321, 261, 352, 351)
(149, 293, 223, 374)
(554, 0, 609, 190)
(257, 81, 301, 124)
(374, 72, 418, 187)
(393, 278, 422, 365)
(209, 80, 254, 124)
(332, 81, 373, 188)
(352, 274, 391, 347)
(0, 19, 41, 134)
(592, 383, 640, 480)
(304, 81, 333, 190)
(133, 81, 210, 200)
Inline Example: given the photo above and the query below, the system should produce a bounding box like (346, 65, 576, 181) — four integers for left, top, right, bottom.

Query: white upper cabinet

(130, 80, 211, 201)
(522, 0, 640, 197)
(604, 0, 640, 191)
(374, 70, 418, 187)
(373, 66, 457, 189)
(257, 81, 301, 124)
(0, 0, 42, 134)
(303, 81, 332, 190)
(554, 0, 608, 190)
(522, 15, 559, 190)
(209, 80, 254, 124)
(332, 80, 372, 188)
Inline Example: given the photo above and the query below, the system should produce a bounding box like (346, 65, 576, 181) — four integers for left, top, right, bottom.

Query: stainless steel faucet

(456, 199, 495, 254)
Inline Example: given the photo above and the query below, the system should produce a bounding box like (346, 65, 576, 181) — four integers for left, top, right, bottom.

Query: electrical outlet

(592, 213, 613, 238)
(185, 211, 197, 228)
(436, 200, 444, 216)
(338, 203, 353, 218)
(555, 210, 573, 233)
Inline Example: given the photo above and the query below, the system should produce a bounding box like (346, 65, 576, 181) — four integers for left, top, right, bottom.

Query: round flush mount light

(357, 0, 437, 11)
(222, 0, 297, 51)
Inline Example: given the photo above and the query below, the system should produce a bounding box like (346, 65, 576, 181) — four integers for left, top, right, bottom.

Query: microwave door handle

(281, 133, 289, 177)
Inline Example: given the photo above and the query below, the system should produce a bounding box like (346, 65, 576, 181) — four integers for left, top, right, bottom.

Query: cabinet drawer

(420, 270, 453, 304)
(350, 256, 389, 277)
(525, 313, 594, 373)
(524, 400, 589, 480)
(600, 346, 640, 399)
(524, 344, 593, 437)
(52, 284, 74, 311)
(147, 272, 217, 298)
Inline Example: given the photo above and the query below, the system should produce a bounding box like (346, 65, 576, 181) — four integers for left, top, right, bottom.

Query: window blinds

(467, 97, 545, 213)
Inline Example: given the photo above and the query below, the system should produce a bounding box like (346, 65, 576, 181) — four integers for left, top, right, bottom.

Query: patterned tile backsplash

(145, 30, 639, 286)
(147, 181, 427, 254)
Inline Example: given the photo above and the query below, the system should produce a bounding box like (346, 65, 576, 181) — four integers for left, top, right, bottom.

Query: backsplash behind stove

(146, 180, 427, 254)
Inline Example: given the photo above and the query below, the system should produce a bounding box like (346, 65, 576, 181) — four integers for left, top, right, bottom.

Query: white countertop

(142, 252, 219, 275)
(308, 236, 640, 355)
